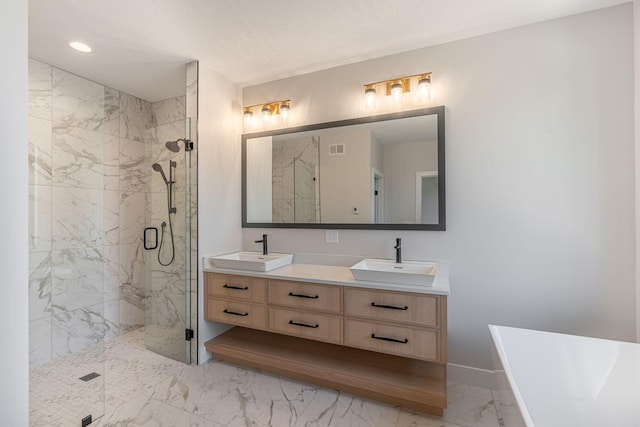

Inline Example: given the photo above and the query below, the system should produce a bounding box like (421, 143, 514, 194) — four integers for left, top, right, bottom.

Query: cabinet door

(269, 307, 342, 344)
(344, 318, 439, 361)
(344, 288, 439, 327)
(206, 299, 267, 329)
(206, 273, 267, 302)
(269, 280, 342, 314)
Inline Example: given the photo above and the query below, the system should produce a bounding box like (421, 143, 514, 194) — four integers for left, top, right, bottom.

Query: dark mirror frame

(242, 105, 445, 230)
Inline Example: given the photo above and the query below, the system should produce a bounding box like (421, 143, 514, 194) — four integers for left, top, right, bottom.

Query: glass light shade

(261, 106, 271, 120)
(280, 104, 290, 120)
(418, 76, 431, 101)
(243, 109, 253, 126)
(390, 82, 403, 102)
(365, 87, 377, 108)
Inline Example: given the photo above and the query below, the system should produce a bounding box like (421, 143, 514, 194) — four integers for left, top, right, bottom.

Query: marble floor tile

(30, 328, 501, 427)
(93, 394, 221, 427)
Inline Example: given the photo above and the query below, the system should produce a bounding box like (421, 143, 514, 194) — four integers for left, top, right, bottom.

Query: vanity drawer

(206, 273, 267, 302)
(269, 280, 342, 314)
(344, 319, 439, 361)
(206, 299, 267, 329)
(344, 288, 439, 327)
(268, 307, 342, 344)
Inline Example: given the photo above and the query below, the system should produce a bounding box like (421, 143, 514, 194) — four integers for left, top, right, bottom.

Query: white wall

(243, 5, 635, 380)
(197, 62, 242, 362)
(319, 129, 372, 222)
(383, 140, 435, 223)
(0, 0, 28, 423)
(246, 136, 273, 222)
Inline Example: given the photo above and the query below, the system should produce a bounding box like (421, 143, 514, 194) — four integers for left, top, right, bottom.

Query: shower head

(165, 138, 193, 152)
(152, 163, 169, 185)
(165, 139, 181, 153)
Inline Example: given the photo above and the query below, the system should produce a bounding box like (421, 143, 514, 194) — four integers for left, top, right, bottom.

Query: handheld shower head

(152, 163, 169, 185)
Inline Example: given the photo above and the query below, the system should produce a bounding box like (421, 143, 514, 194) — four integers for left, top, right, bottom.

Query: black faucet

(255, 234, 268, 255)
(394, 238, 402, 263)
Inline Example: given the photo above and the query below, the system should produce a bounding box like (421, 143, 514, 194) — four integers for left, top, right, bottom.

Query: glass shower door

(144, 118, 193, 363)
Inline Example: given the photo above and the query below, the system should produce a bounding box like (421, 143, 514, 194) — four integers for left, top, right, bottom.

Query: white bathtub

(489, 325, 640, 427)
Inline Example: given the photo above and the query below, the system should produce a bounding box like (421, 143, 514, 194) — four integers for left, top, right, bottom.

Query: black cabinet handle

(288, 292, 319, 299)
(223, 284, 249, 290)
(288, 320, 319, 328)
(223, 309, 248, 317)
(371, 333, 408, 344)
(371, 302, 408, 311)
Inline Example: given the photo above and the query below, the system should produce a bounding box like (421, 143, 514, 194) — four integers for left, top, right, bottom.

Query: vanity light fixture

(417, 74, 431, 102)
(261, 105, 271, 121)
(363, 72, 432, 105)
(364, 85, 377, 109)
(69, 41, 92, 53)
(243, 107, 253, 125)
(242, 100, 291, 124)
(280, 102, 290, 120)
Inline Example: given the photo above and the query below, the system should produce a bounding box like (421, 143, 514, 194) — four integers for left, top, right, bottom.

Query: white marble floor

(30, 329, 506, 426)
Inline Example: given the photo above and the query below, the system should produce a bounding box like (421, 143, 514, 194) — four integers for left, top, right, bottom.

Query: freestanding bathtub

(489, 325, 640, 427)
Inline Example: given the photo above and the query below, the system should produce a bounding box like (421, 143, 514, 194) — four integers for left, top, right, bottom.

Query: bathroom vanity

(203, 258, 450, 416)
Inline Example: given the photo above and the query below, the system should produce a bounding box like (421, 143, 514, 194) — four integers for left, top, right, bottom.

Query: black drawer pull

(223, 309, 248, 317)
(371, 302, 408, 311)
(288, 320, 319, 328)
(288, 292, 319, 299)
(223, 284, 248, 290)
(371, 333, 408, 344)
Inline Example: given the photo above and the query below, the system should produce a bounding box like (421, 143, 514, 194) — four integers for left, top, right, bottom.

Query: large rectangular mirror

(242, 106, 445, 230)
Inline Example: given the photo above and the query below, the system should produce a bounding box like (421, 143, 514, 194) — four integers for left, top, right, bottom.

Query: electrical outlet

(325, 230, 339, 244)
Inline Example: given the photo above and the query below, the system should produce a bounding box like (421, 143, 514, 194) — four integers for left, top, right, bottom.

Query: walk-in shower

(27, 58, 198, 425)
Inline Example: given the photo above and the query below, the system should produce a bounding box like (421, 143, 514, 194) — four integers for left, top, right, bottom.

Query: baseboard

(447, 363, 497, 390)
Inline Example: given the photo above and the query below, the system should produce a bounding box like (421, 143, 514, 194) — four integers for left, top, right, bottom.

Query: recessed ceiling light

(69, 41, 92, 53)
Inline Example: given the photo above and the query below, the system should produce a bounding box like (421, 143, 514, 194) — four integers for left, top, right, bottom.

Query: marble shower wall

(28, 58, 192, 366)
(272, 136, 319, 223)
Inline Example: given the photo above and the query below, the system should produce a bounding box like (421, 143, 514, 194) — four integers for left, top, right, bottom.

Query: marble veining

(120, 92, 153, 142)
(53, 68, 105, 131)
(272, 137, 319, 223)
(52, 247, 105, 312)
(29, 251, 52, 321)
(52, 125, 104, 189)
(103, 86, 120, 137)
(51, 186, 103, 250)
(28, 116, 52, 185)
(51, 304, 106, 359)
(152, 96, 186, 127)
(28, 59, 52, 120)
(120, 138, 147, 193)
(29, 184, 52, 252)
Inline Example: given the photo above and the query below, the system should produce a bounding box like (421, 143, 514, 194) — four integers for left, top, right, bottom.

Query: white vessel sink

(350, 258, 437, 286)
(210, 251, 293, 272)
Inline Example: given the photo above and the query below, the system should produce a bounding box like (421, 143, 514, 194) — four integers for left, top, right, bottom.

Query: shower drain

(79, 372, 100, 382)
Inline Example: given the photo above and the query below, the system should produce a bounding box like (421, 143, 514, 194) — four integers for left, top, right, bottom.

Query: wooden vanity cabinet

(205, 272, 448, 416)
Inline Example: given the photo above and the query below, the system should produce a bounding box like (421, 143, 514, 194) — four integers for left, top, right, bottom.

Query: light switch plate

(325, 230, 339, 244)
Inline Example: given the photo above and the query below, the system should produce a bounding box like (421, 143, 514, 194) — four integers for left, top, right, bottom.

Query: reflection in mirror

(243, 106, 445, 230)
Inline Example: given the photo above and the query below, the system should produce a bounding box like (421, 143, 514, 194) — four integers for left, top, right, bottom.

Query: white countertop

(489, 325, 640, 427)
(203, 254, 450, 295)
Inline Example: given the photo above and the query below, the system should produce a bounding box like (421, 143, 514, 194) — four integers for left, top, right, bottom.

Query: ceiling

(29, 0, 629, 102)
